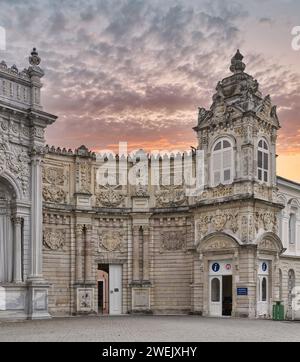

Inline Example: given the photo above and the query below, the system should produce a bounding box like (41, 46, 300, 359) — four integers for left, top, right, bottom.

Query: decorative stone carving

(196, 184, 233, 202)
(98, 230, 124, 252)
(43, 166, 64, 186)
(155, 186, 187, 207)
(43, 186, 66, 203)
(135, 183, 148, 197)
(258, 238, 277, 251)
(160, 230, 186, 252)
(253, 183, 271, 200)
(255, 211, 277, 233)
(0, 140, 30, 195)
(79, 162, 91, 193)
(77, 288, 94, 312)
(43, 229, 66, 251)
(29, 48, 41, 66)
(204, 239, 234, 250)
(196, 210, 239, 242)
(96, 185, 125, 207)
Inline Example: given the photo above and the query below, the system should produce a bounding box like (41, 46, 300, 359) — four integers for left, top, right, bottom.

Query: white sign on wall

(209, 260, 233, 276)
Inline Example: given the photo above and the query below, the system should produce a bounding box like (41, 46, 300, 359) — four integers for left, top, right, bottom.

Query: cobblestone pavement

(0, 315, 299, 342)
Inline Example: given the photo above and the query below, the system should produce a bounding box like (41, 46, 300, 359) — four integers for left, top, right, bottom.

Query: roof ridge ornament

(230, 49, 246, 74)
(29, 47, 41, 66)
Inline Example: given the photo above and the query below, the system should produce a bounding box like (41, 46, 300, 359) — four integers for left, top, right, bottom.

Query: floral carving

(258, 238, 277, 251)
(196, 210, 239, 242)
(43, 166, 64, 186)
(43, 186, 66, 203)
(196, 184, 233, 202)
(255, 211, 277, 233)
(205, 239, 234, 250)
(96, 185, 125, 207)
(79, 162, 91, 193)
(0, 141, 30, 195)
(155, 186, 187, 207)
(98, 230, 124, 252)
(43, 229, 66, 251)
(160, 230, 186, 252)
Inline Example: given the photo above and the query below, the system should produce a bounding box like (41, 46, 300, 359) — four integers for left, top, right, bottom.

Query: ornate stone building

(0, 49, 299, 320)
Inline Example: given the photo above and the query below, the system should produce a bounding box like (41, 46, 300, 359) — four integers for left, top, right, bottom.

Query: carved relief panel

(0, 139, 30, 196)
(159, 229, 187, 252)
(97, 229, 125, 253)
(42, 165, 67, 203)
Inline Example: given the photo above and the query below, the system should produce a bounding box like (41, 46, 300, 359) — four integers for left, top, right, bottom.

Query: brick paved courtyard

(0, 316, 299, 342)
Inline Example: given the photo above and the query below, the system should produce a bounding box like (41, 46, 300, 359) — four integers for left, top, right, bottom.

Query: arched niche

(0, 176, 16, 283)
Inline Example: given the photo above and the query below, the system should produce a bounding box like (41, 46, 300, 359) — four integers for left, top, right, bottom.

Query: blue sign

(237, 288, 248, 296)
(262, 262, 268, 272)
(212, 263, 220, 272)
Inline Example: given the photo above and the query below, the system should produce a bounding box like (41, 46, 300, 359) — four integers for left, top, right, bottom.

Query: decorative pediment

(258, 238, 278, 251)
(200, 234, 238, 252)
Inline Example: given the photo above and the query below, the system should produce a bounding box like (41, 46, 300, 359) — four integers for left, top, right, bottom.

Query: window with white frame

(211, 138, 234, 186)
(257, 139, 269, 182)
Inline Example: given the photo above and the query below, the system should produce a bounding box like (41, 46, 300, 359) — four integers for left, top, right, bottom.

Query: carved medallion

(43, 229, 66, 251)
(98, 230, 124, 252)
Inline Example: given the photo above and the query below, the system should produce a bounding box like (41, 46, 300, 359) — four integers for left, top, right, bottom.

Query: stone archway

(0, 176, 20, 283)
(193, 232, 240, 317)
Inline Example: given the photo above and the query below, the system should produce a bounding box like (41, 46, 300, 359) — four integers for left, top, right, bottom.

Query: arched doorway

(0, 178, 14, 283)
(0, 176, 23, 284)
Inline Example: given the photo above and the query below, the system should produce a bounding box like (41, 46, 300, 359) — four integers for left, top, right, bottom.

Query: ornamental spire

(230, 49, 246, 74)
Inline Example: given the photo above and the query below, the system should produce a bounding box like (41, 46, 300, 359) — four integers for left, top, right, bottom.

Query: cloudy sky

(0, 0, 300, 180)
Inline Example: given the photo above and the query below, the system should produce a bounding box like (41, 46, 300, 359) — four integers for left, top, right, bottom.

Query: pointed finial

(230, 49, 246, 74)
(29, 47, 41, 66)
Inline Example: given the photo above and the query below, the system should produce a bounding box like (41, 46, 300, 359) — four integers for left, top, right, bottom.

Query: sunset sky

(0, 0, 300, 181)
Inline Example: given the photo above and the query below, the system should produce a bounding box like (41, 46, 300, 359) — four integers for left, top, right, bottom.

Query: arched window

(211, 278, 220, 302)
(211, 138, 234, 186)
(261, 277, 267, 301)
(279, 269, 283, 301)
(257, 139, 269, 182)
(289, 211, 296, 244)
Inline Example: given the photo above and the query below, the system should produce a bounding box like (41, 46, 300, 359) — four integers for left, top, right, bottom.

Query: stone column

(75, 225, 83, 283)
(132, 226, 140, 282)
(12, 216, 22, 283)
(29, 153, 43, 279)
(142, 226, 150, 282)
(84, 225, 93, 283)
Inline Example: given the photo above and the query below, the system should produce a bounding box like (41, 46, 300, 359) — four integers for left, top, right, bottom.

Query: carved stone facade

(1, 49, 300, 321)
(0, 49, 56, 320)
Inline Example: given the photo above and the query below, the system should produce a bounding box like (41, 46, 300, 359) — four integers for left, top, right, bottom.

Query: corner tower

(192, 51, 284, 318)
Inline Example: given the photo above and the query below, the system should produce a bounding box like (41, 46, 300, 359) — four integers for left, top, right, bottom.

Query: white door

(209, 276, 222, 317)
(109, 264, 122, 315)
(257, 261, 269, 317)
(257, 276, 269, 316)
